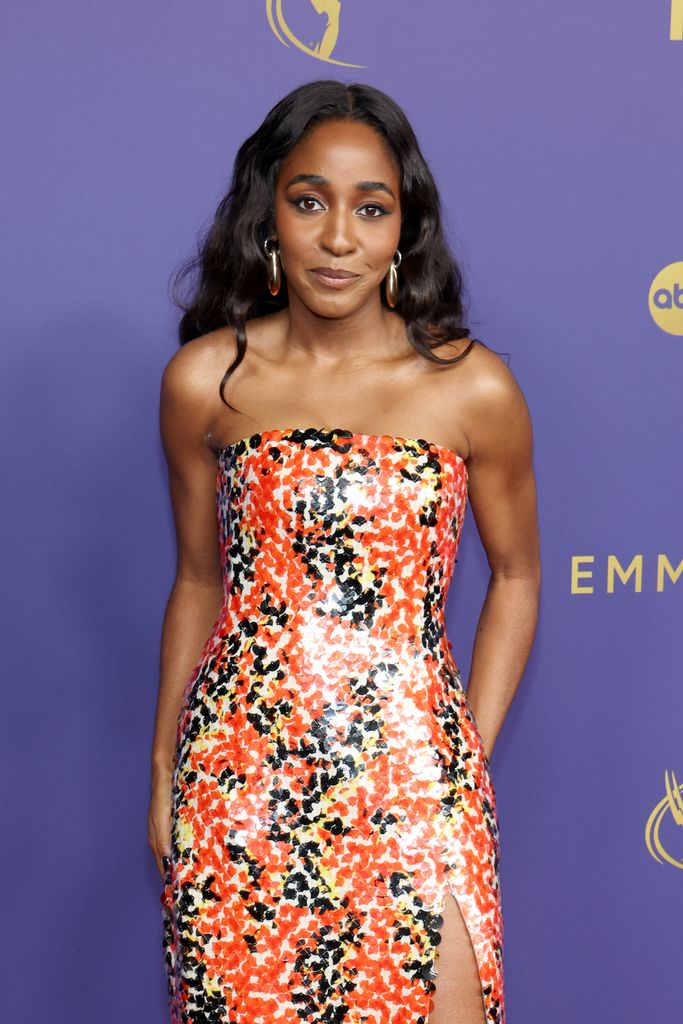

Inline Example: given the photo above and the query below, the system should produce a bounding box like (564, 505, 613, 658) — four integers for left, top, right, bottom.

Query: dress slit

(427, 884, 487, 1024)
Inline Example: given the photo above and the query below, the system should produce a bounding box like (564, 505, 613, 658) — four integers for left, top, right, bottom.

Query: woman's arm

(463, 355, 541, 761)
(148, 343, 224, 877)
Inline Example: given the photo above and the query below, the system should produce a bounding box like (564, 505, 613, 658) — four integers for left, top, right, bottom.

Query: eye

(358, 203, 389, 218)
(292, 195, 325, 212)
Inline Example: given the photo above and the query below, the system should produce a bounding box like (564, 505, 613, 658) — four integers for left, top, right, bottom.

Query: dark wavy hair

(170, 79, 480, 406)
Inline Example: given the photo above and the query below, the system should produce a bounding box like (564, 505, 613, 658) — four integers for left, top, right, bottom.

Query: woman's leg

(428, 892, 487, 1024)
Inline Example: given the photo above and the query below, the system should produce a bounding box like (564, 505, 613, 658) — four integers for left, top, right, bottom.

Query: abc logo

(648, 262, 683, 336)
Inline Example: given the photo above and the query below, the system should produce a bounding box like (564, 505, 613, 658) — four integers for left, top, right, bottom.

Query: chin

(301, 284, 375, 318)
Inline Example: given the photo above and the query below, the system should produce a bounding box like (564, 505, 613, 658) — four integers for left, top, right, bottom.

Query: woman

(149, 80, 540, 1024)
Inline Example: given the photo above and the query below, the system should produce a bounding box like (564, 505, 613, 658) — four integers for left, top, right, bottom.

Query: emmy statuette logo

(648, 262, 683, 336)
(266, 0, 365, 67)
(645, 770, 683, 869)
(672, 0, 683, 40)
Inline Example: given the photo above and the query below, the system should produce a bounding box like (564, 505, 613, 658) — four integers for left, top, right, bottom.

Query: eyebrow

(284, 173, 396, 199)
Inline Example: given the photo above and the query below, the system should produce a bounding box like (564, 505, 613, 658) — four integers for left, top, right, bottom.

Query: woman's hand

(148, 769, 173, 879)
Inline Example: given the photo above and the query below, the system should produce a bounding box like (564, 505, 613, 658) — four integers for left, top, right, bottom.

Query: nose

(319, 204, 356, 257)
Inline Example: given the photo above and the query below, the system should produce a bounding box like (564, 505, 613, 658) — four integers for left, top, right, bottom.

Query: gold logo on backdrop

(645, 770, 683, 869)
(266, 0, 365, 67)
(570, 554, 683, 593)
(648, 262, 683, 335)
(671, 0, 683, 40)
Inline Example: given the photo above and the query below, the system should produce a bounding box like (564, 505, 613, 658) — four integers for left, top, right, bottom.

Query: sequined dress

(161, 426, 504, 1024)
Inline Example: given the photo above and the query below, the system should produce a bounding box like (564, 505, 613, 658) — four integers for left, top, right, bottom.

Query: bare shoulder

(459, 338, 526, 402)
(159, 328, 237, 455)
(161, 327, 237, 400)
(461, 340, 534, 466)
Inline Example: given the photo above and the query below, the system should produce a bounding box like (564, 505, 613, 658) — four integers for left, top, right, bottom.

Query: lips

(309, 267, 361, 290)
(313, 268, 360, 280)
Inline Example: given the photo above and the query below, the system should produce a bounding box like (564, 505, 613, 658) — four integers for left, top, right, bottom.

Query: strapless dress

(161, 426, 504, 1023)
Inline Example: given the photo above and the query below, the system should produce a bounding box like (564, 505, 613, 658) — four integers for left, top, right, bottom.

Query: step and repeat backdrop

(2, 3, 681, 1021)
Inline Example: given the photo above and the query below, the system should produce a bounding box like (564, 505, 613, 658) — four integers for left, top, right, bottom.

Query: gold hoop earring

(264, 237, 281, 296)
(385, 249, 402, 308)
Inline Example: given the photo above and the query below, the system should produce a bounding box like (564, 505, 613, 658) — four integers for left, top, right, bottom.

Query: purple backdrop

(2, 2, 681, 1021)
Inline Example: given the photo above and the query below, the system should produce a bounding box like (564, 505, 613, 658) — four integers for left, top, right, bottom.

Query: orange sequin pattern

(161, 427, 504, 1023)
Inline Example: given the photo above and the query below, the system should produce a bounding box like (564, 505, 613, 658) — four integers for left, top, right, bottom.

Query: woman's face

(273, 119, 402, 318)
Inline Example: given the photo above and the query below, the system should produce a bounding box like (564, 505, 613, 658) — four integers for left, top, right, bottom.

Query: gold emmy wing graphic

(266, 0, 366, 67)
(645, 770, 683, 869)
(672, 0, 683, 40)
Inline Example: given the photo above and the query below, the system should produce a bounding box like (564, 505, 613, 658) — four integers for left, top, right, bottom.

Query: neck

(280, 292, 407, 370)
